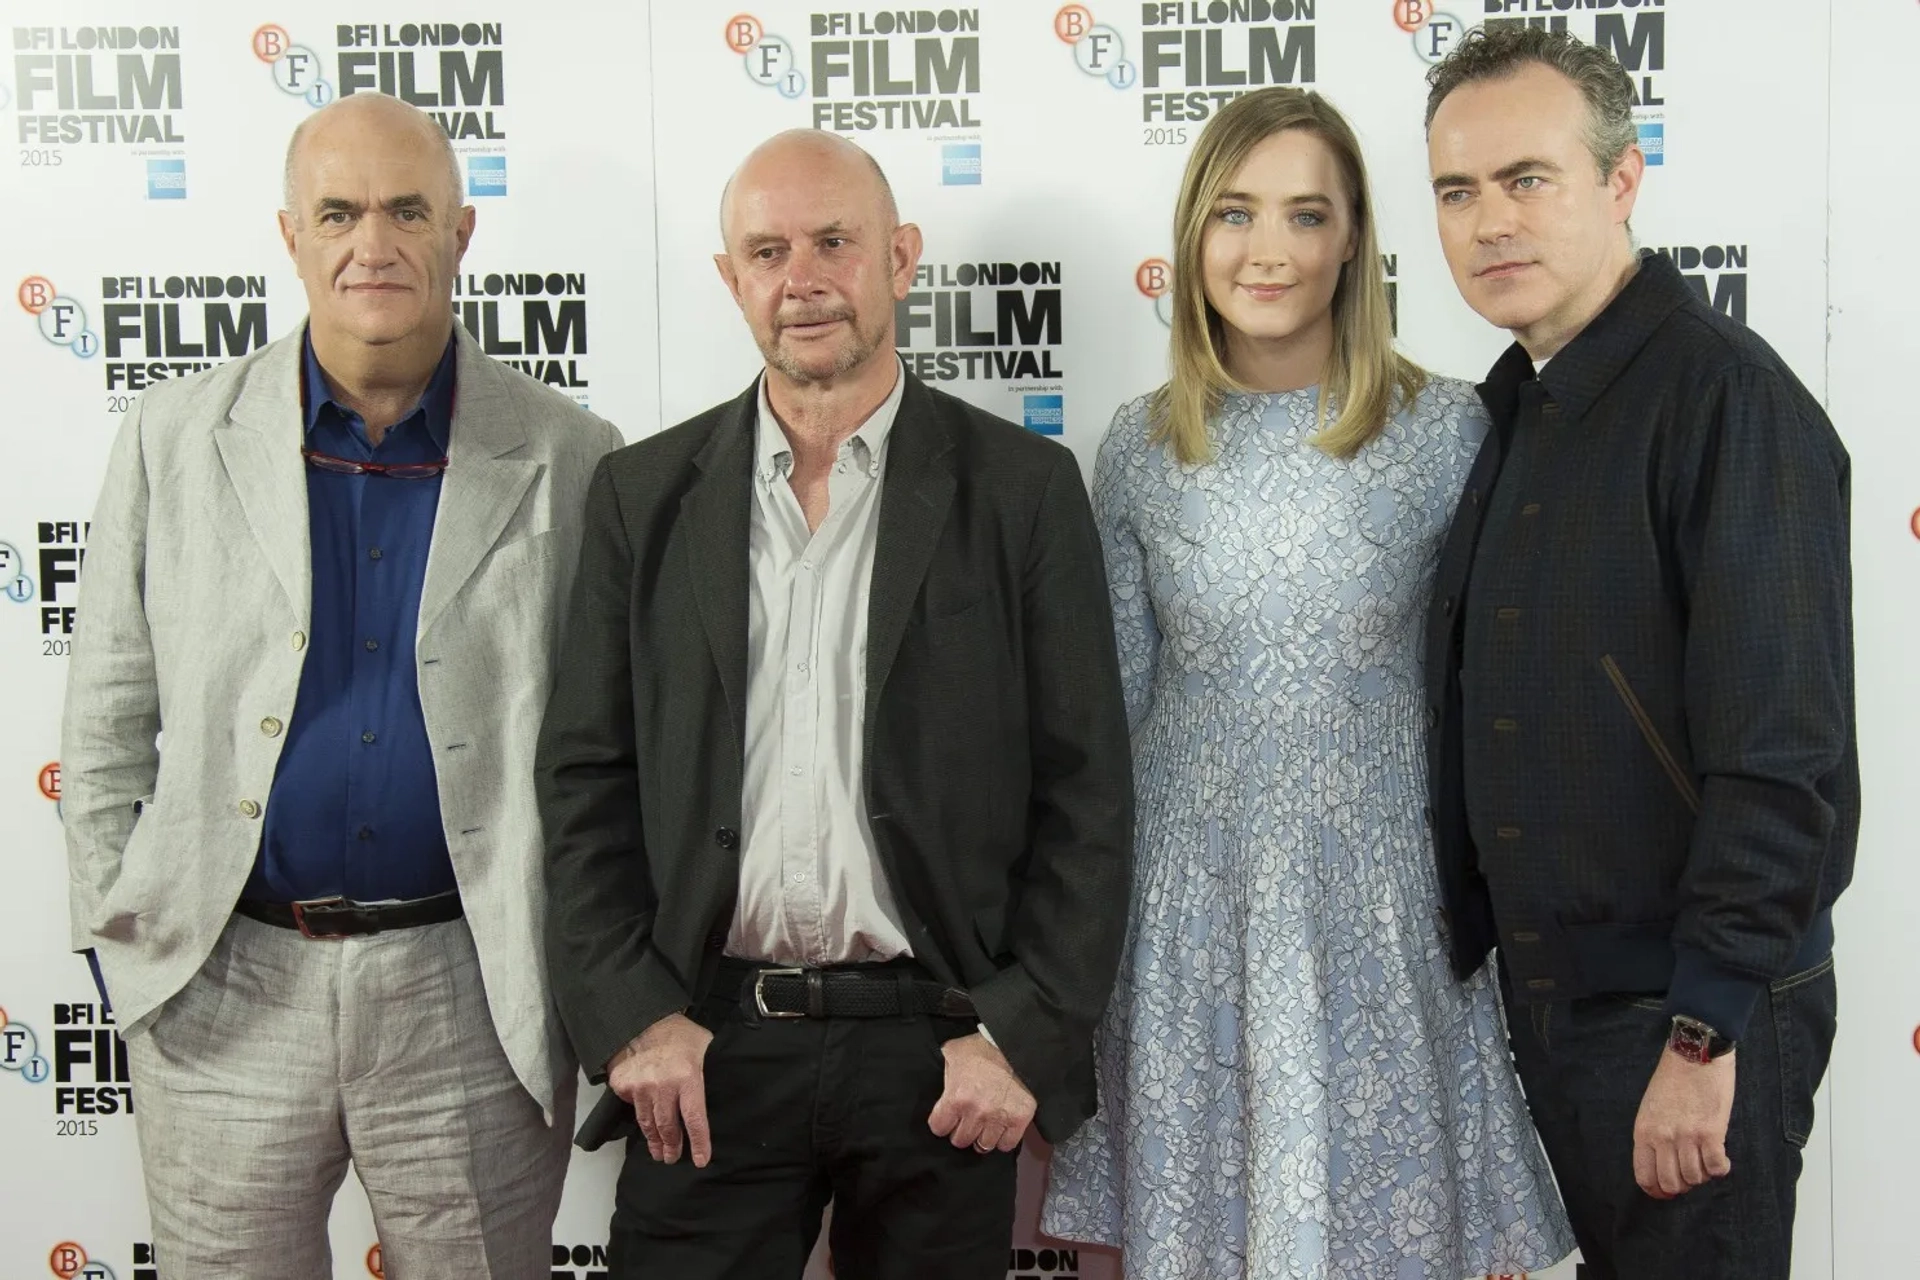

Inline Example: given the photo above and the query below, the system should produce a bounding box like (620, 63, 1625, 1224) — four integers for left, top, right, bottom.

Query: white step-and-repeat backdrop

(1, 2, 1912, 1277)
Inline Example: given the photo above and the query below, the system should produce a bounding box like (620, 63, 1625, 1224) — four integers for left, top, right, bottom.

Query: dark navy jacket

(1426, 252, 1857, 1042)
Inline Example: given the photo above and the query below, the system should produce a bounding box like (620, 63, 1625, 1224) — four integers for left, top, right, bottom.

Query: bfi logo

(1136, 257, 1174, 327)
(47, 1241, 118, 1280)
(20, 275, 101, 359)
(2, 1005, 53, 1083)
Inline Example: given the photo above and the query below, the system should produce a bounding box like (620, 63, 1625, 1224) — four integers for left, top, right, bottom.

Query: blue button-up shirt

(245, 331, 458, 903)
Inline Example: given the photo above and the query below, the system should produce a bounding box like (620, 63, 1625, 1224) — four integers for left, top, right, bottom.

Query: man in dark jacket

(536, 129, 1133, 1280)
(1422, 27, 1855, 1280)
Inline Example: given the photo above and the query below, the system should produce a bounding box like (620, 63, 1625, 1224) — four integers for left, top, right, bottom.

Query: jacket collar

(1478, 249, 1694, 426)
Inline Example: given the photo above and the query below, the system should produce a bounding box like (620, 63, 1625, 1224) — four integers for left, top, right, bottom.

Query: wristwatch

(1667, 1014, 1735, 1064)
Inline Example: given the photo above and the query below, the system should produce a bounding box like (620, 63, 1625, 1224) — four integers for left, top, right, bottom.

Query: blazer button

(260, 716, 283, 737)
(714, 827, 739, 851)
(238, 799, 261, 819)
(290, 630, 307, 652)
(706, 929, 727, 951)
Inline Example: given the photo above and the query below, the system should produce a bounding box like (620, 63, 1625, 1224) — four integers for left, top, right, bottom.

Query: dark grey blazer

(537, 371, 1133, 1142)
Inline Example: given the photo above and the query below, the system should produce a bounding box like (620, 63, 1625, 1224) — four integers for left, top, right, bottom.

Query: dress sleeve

(1092, 400, 1161, 735)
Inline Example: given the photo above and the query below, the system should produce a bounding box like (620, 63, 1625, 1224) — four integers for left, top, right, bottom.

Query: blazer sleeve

(536, 458, 686, 1080)
(1665, 363, 1854, 1041)
(61, 396, 163, 952)
(968, 448, 1135, 1121)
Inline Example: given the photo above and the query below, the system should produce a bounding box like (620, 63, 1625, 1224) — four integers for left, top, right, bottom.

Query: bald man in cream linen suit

(60, 93, 620, 1278)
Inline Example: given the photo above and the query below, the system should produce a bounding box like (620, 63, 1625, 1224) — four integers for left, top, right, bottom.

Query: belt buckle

(290, 896, 351, 941)
(752, 968, 808, 1019)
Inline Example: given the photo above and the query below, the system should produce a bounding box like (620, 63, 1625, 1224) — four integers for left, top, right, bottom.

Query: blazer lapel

(418, 325, 540, 636)
(681, 382, 758, 754)
(218, 330, 311, 623)
(865, 375, 955, 723)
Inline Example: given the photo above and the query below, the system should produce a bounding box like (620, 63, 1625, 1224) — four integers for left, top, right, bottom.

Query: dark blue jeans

(1502, 956, 1837, 1280)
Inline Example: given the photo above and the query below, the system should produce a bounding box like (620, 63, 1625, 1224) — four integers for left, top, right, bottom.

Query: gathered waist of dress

(1139, 680, 1426, 738)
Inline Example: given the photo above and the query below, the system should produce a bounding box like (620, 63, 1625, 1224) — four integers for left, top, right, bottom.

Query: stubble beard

(762, 311, 884, 385)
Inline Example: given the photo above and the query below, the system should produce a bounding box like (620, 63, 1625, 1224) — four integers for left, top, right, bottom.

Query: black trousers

(1503, 956, 1837, 1280)
(607, 977, 1017, 1280)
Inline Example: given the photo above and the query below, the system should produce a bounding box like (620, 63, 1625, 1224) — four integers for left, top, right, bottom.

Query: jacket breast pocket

(482, 527, 561, 578)
(911, 592, 1008, 676)
(448, 529, 566, 672)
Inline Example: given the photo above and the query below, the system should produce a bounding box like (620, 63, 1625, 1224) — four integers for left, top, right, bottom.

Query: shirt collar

(1478, 250, 1694, 426)
(302, 325, 458, 453)
(753, 358, 907, 486)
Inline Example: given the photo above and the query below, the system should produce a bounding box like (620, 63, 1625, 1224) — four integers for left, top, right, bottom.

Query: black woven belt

(719, 958, 976, 1020)
(235, 892, 463, 940)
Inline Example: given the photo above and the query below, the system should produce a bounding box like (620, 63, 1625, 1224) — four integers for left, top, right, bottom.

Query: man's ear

(1609, 145, 1647, 227)
(891, 223, 924, 301)
(715, 252, 744, 309)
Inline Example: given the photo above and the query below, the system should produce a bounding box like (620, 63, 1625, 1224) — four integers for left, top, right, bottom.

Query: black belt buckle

(752, 967, 807, 1019)
(290, 896, 352, 941)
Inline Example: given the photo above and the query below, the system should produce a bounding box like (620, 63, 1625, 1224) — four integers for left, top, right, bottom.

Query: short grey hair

(1424, 25, 1638, 179)
(281, 92, 463, 211)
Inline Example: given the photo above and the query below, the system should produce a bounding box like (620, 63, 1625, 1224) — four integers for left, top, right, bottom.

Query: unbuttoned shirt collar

(302, 326, 457, 454)
(1479, 250, 1695, 429)
(753, 359, 906, 489)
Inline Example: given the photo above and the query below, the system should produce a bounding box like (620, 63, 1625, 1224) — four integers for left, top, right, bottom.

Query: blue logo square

(1637, 122, 1664, 166)
(941, 144, 981, 187)
(146, 158, 186, 200)
(467, 155, 507, 197)
(1022, 394, 1064, 436)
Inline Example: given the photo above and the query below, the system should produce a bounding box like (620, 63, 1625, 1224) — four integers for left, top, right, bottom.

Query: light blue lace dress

(1041, 382, 1573, 1279)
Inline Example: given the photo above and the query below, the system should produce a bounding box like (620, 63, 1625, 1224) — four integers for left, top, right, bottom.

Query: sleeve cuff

(1664, 945, 1766, 1043)
(976, 1020, 999, 1050)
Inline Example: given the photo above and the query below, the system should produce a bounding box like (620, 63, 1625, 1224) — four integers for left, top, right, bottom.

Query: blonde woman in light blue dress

(1039, 88, 1573, 1280)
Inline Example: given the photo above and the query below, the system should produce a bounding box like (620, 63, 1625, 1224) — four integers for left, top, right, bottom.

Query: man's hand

(1633, 1046, 1736, 1198)
(927, 1032, 1036, 1154)
(608, 1012, 715, 1167)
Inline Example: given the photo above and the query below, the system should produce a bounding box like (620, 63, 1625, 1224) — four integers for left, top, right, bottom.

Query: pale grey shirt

(726, 364, 917, 966)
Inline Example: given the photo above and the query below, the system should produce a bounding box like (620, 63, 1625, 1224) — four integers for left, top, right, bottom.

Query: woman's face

(1200, 127, 1357, 378)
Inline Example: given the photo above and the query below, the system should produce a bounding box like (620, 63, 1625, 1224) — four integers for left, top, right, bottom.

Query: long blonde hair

(1150, 88, 1425, 464)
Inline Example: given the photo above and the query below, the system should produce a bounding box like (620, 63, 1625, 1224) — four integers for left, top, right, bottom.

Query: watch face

(1668, 1018, 1720, 1064)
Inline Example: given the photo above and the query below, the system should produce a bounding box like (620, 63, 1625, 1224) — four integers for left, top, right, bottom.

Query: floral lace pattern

(1041, 382, 1574, 1279)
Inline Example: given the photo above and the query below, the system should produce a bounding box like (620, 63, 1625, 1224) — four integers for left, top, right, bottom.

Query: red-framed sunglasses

(302, 448, 449, 479)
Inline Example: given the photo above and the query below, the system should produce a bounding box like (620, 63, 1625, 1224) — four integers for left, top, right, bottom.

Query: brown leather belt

(235, 892, 463, 940)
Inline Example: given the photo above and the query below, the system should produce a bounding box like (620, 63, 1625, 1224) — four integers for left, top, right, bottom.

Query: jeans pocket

(1769, 955, 1837, 1148)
